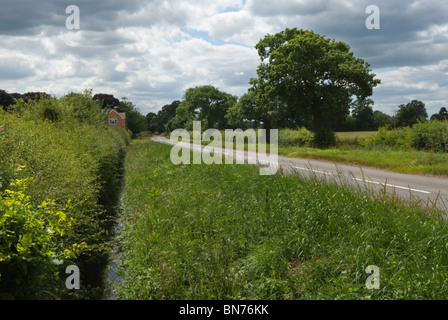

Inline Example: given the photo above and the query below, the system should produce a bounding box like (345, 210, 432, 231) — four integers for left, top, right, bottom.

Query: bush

(365, 126, 412, 150)
(364, 121, 448, 153)
(278, 128, 314, 147)
(0, 91, 127, 299)
(0, 175, 82, 299)
(410, 121, 448, 152)
(109, 126, 132, 147)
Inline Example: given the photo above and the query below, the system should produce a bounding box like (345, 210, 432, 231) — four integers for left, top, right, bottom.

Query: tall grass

(116, 141, 448, 300)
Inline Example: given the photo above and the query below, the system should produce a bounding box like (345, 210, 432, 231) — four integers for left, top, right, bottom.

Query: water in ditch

(102, 198, 126, 300)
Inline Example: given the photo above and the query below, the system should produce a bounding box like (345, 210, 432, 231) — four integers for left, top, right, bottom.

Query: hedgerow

(410, 120, 448, 153)
(364, 121, 448, 153)
(278, 127, 314, 147)
(0, 90, 129, 299)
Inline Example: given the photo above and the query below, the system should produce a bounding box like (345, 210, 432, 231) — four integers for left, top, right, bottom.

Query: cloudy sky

(1, 0, 447, 116)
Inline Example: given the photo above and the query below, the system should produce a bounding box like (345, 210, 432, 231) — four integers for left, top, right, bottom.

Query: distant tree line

(334, 99, 446, 131)
(147, 28, 382, 147)
(147, 86, 447, 137)
(145, 30, 446, 147)
(0, 90, 147, 138)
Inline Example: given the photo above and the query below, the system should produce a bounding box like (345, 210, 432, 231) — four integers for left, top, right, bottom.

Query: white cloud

(373, 60, 448, 116)
(1, 0, 448, 116)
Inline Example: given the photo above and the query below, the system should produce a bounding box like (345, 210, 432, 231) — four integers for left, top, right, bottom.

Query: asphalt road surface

(151, 135, 448, 212)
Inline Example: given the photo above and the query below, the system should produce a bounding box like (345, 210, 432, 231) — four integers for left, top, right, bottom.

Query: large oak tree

(250, 28, 381, 147)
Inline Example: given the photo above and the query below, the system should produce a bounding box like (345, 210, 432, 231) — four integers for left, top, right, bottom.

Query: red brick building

(107, 107, 127, 130)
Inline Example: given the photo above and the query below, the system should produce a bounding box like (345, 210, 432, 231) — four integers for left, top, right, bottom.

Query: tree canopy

(118, 98, 148, 137)
(395, 100, 428, 127)
(172, 85, 237, 131)
(93, 94, 120, 109)
(147, 100, 180, 133)
(235, 28, 380, 147)
(431, 107, 448, 121)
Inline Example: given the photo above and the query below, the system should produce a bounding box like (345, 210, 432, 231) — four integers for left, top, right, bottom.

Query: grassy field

(336, 131, 377, 141)
(114, 139, 448, 300)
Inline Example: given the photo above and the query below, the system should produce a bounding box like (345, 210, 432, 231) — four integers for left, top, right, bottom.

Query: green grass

(278, 147, 448, 176)
(115, 140, 448, 300)
(336, 131, 377, 140)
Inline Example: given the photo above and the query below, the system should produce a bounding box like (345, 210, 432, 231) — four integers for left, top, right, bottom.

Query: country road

(151, 135, 448, 212)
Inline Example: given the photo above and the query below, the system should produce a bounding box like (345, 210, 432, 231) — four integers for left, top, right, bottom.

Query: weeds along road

(151, 135, 448, 213)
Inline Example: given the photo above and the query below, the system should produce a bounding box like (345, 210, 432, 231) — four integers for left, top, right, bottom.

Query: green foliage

(395, 100, 428, 128)
(410, 120, 448, 152)
(0, 92, 127, 299)
(249, 28, 380, 147)
(365, 121, 448, 153)
(0, 174, 82, 299)
(108, 126, 132, 147)
(148, 101, 180, 133)
(227, 89, 284, 132)
(365, 126, 412, 150)
(373, 110, 393, 129)
(430, 107, 448, 121)
(11, 90, 107, 127)
(173, 85, 238, 131)
(351, 99, 375, 131)
(116, 141, 448, 300)
(278, 128, 314, 147)
(118, 98, 148, 137)
(313, 128, 337, 149)
(0, 177, 73, 262)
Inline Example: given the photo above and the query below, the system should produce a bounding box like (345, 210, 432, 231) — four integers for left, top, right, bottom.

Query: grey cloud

(238, 0, 448, 69)
(102, 68, 129, 83)
(2, 0, 448, 115)
(0, 58, 35, 80)
(0, 1, 60, 35)
(0, 0, 151, 36)
(249, 0, 330, 17)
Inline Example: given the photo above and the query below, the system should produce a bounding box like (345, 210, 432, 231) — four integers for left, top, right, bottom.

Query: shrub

(0, 175, 82, 299)
(365, 126, 412, 150)
(0, 91, 127, 299)
(109, 126, 132, 147)
(278, 128, 315, 147)
(365, 121, 448, 153)
(410, 120, 448, 152)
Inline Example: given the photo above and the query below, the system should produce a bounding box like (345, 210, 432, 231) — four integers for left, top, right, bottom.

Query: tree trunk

(312, 103, 323, 137)
(311, 102, 335, 148)
(263, 118, 271, 142)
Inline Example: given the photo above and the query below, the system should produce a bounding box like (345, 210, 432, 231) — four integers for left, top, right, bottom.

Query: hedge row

(410, 121, 448, 153)
(278, 128, 315, 147)
(364, 120, 448, 152)
(0, 91, 130, 299)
